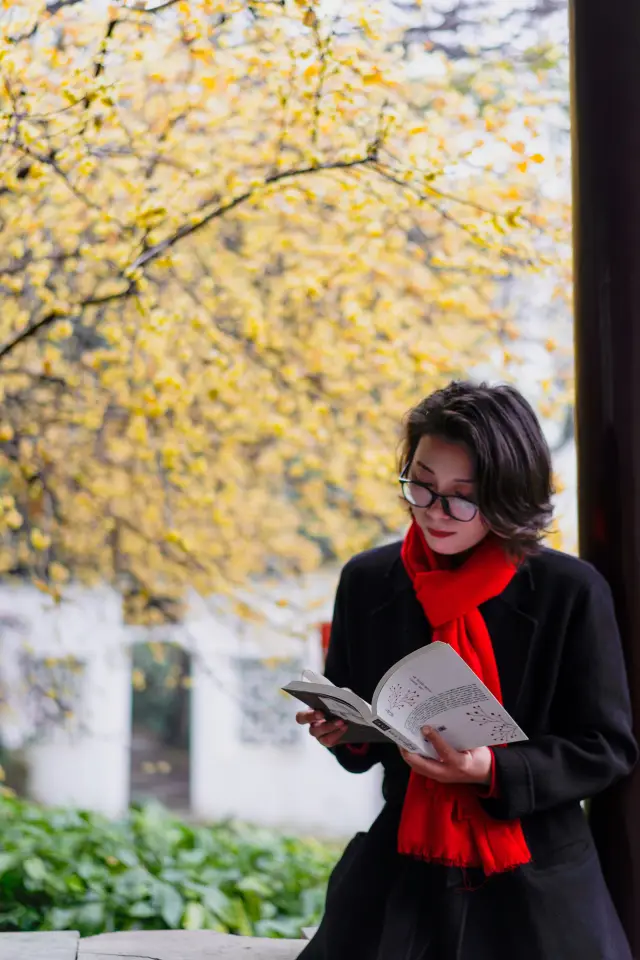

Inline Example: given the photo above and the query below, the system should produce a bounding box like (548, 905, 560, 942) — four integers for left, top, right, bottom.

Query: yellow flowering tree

(0, 0, 570, 616)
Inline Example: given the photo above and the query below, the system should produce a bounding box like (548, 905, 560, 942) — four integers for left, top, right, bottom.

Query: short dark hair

(400, 380, 554, 558)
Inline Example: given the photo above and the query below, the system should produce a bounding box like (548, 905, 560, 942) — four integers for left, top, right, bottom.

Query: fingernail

(422, 726, 433, 736)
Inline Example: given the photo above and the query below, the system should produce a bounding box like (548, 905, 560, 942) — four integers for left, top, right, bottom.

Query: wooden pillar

(570, 1, 640, 952)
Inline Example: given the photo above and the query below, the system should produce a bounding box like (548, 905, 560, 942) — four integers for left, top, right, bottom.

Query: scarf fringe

(398, 844, 532, 877)
(398, 848, 531, 893)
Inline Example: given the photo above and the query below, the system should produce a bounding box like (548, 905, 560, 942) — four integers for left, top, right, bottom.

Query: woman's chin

(420, 530, 463, 555)
(419, 523, 488, 556)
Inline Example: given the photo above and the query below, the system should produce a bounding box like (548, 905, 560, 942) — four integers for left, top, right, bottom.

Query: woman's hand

(400, 726, 492, 786)
(296, 710, 347, 748)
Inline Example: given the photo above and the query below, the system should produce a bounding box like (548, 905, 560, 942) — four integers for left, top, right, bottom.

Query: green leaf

(0, 853, 17, 875)
(203, 886, 230, 919)
(154, 883, 184, 928)
(47, 907, 77, 930)
(115, 848, 139, 867)
(183, 901, 206, 930)
(24, 857, 47, 882)
(225, 896, 253, 936)
(65, 874, 85, 894)
(0, 793, 340, 939)
(75, 902, 105, 932)
(178, 848, 207, 866)
(260, 916, 306, 938)
(236, 875, 272, 897)
(127, 901, 156, 919)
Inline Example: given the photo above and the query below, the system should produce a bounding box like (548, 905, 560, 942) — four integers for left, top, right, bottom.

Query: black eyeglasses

(398, 467, 479, 523)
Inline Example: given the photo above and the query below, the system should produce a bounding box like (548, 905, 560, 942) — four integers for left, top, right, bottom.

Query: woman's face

(407, 435, 488, 556)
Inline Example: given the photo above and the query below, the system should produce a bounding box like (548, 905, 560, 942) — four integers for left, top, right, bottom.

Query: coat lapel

(369, 545, 538, 719)
(480, 564, 539, 716)
(369, 551, 432, 676)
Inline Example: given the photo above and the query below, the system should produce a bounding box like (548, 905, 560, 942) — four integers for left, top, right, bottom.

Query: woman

(296, 381, 637, 960)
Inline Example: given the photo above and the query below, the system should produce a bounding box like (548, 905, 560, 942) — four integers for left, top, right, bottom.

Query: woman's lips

(426, 527, 455, 539)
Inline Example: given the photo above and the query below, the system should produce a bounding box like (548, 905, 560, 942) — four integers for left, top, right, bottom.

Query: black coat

(299, 542, 638, 960)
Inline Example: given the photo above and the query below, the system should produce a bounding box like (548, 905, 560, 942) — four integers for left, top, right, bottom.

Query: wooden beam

(570, 0, 640, 953)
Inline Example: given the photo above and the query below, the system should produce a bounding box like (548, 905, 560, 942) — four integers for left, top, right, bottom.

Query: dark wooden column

(570, 1, 640, 953)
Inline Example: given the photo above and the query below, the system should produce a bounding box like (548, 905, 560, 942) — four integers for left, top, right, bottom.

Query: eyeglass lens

(401, 481, 477, 522)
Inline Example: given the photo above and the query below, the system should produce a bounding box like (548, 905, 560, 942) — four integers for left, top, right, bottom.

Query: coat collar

(371, 540, 539, 715)
(374, 539, 537, 612)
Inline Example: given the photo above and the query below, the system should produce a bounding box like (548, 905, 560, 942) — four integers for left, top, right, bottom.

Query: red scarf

(398, 520, 531, 876)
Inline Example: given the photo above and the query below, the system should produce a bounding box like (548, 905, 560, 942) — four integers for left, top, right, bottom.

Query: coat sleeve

(481, 571, 638, 822)
(323, 564, 384, 775)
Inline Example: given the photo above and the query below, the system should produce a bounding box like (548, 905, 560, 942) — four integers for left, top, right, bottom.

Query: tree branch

(0, 285, 135, 363)
(397, 0, 568, 59)
(550, 403, 575, 454)
(0, 155, 376, 363)
(8, 0, 84, 43)
(129, 154, 376, 272)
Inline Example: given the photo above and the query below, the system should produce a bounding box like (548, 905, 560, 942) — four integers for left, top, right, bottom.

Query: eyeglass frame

(398, 464, 480, 523)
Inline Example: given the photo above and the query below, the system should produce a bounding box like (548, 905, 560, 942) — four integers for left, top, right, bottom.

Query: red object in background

(320, 622, 331, 661)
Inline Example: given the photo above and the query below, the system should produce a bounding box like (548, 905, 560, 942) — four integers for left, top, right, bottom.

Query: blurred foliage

(0, 793, 341, 937)
(0, 0, 570, 611)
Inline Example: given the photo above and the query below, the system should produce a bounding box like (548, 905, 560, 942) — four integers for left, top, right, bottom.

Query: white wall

(186, 616, 383, 836)
(0, 577, 383, 837)
(0, 586, 132, 818)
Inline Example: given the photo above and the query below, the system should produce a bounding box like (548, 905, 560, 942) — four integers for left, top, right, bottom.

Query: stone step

(0, 932, 79, 959)
(79, 930, 305, 959)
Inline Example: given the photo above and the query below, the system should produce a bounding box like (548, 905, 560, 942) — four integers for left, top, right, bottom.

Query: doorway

(129, 641, 191, 813)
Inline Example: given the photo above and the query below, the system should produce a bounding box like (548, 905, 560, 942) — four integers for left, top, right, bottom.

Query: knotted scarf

(398, 520, 531, 876)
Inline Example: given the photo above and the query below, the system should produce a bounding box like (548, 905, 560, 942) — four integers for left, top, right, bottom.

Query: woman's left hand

(400, 726, 492, 786)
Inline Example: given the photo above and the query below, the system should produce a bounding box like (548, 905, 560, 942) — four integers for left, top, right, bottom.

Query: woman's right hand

(296, 710, 347, 748)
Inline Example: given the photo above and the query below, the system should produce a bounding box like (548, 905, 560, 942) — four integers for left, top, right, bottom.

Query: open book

(283, 641, 527, 759)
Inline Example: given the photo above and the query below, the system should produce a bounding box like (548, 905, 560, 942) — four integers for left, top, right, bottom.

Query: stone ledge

(80, 931, 305, 959)
(0, 931, 80, 959)
(0, 931, 308, 960)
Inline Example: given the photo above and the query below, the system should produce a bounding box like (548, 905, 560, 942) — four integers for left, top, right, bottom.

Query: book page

(317, 692, 372, 725)
(371, 642, 527, 753)
(283, 681, 373, 724)
(281, 684, 390, 744)
(282, 680, 420, 748)
(301, 669, 333, 685)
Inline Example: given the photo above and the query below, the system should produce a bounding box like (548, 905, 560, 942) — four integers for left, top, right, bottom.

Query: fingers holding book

(399, 725, 492, 786)
(296, 709, 347, 748)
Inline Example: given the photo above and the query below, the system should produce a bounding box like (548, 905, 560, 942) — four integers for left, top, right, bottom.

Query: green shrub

(0, 794, 341, 938)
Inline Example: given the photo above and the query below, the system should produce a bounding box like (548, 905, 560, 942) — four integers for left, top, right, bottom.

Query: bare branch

(370, 161, 535, 266)
(0, 285, 135, 363)
(550, 404, 575, 453)
(0, 156, 377, 363)
(397, 0, 568, 60)
(7, 0, 84, 43)
(46, 0, 84, 15)
(129, 154, 377, 272)
(144, 0, 181, 11)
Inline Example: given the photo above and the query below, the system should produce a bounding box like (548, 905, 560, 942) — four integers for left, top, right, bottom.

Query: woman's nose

(426, 496, 447, 520)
